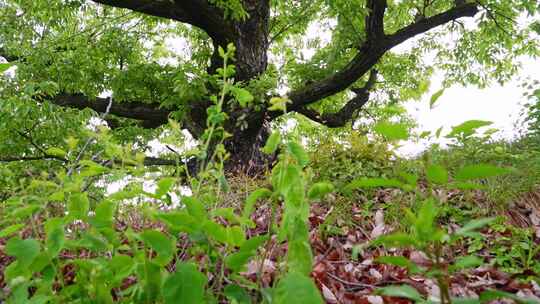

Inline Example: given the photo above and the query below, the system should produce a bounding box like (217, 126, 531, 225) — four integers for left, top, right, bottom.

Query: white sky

(398, 56, 540, 155)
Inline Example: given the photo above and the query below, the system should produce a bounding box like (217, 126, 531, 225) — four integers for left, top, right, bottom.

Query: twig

(67, 97, 113, 176)
(166, 145, 180, 155)
(474, 0, 513, 37)
(326, 272, 375, 289)
(0, 155, 66, 162)
(269, 1, 317, 44)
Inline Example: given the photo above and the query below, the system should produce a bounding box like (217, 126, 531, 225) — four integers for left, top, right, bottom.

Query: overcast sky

(397, 56, 540, 155)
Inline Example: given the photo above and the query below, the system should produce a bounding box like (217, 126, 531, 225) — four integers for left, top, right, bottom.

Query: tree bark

(223, 115, 273, 175)
(231, 0, 270, 82)
(208, 0, 270, 82)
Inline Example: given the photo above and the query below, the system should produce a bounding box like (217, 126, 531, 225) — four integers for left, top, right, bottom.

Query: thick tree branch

(366, 0, 387, 41)
(0, 155, 67, 163)
(296, 70, 377, 128)
(142, 157, 181, 166)
(0, 153, 182, 167)
(385, 3, 479, 46)
(90, 0, 232, 44)
(42, 93, 171, 129)
(283, 0, 388, 114)
(280, 2, 479, 118)
(0, 47, 174, 129)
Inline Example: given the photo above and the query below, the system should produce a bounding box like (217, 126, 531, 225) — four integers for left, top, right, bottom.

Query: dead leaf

(322, 284, 338, 303)
(410, 250, 431, 267)
(370, 210, 386, 239)
(369, 268, 383, 281)
(367, 295, 384, 304)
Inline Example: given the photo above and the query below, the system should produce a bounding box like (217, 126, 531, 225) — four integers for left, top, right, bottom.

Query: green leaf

(0, 224, 25, 238)
(45, 218, 64, 257)
(138, 260, 163, 302)
(373, 122, 409, 141)
(156, 211, 197, 232)
(454, 218, 495, 237)
(455, 164, 511, 181)
(346, 178, 403, 191)
(218, 46, 226, 58)
(182, 196, 207, 221)
(163, 263, 206, 304)
(224, 284, 251, 304)
(90, 200, 116, 229)
(450, 255, 483, 272)
(287, 141, 309, 167)
(139, 230, 175, 266)
(262, 132, 281, 154)
(376, 256, 421, 274)
(109, 255, 135, 283)
(6, 237, 40, 268)
(0, 62, 13, 73)
(79, 231, 109, 252)
(268, 97, 290, 113)
(225, 236, 267, 272)
(419, 131, 431, 138)
(426, 164, 448, 185)
(243, 188, 272, 220)
(287, 240, 313, 275)
(271, 161, 303, 197)
(45, 147, 67, 158)
(372, 233, 418, 248)
(79, 160, 109, 177)
(211, 208, 240, 224)
(28, 295, 51, 304)
(447, 120, 492, 138)
(399, 172, 418, 187)
(480, 290, 539, 304)
(307, 182, 334, 200)
(232, 87, 254, 107)
(68, 193, 90, 220)
(451, 298, 482, 304)
(435, 126, 444, 138)
(429, 88, 445, 109)
(274, 272, 323, 304)
(156, 177, 176, 198)
(450, 182, 487, 190)
(226, 226, 246, 247)
(241, 235, 269, 252)
(203, 220, 228, 244)
(415, 199, 439, 240)
(376, 285, 423, 301)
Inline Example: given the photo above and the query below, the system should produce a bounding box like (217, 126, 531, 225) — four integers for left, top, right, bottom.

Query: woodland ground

(2, 134, 539, 304)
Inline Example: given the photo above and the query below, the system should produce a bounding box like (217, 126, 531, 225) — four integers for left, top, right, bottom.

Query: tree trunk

(232, 0, 270, 82)
(209, 0, 270, 82)
(223, 118, 273, 175)
(203, 0, 272, 175)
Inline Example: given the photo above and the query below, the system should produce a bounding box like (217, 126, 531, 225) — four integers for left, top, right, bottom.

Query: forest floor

(241, 188, 540, 303)
(1, 187, 540, 303)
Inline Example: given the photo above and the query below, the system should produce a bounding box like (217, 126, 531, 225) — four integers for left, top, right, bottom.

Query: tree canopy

(0, 0, 539, 171)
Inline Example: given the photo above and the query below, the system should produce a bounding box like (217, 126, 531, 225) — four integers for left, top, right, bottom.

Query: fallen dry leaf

(322, 284, 338, 303)
(370, 209, 386, 239)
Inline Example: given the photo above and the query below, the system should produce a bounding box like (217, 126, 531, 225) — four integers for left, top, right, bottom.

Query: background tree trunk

(224, 119, 273, 175)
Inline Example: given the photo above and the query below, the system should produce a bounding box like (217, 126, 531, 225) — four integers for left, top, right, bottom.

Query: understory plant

(344, 121, 536, 303)
(0, 44, 330, 303)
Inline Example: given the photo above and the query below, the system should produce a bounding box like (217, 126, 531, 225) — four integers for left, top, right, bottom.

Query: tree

(0, 0, 538, 174)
